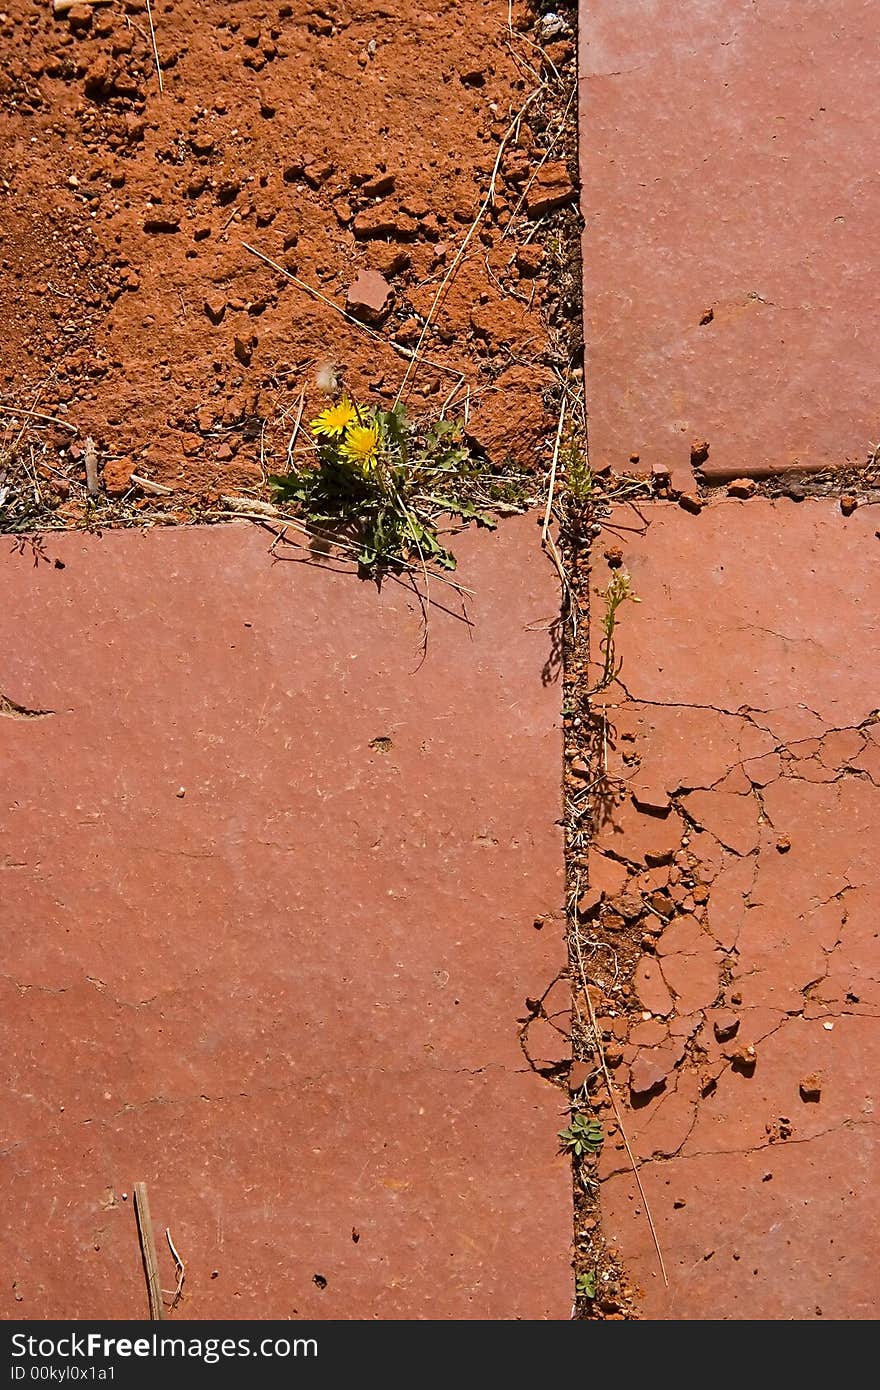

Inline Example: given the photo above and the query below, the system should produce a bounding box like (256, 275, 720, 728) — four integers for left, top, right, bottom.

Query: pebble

(514, 244, 545, 277)
(799, 1072, 823, 1102)
(727, 477, 757, 498)
(352, 205, 418, 241)
(678, 492, 703, 514)
(204, 295, 226, 325)
(713, 1011, 740, 1043)
(346, 269, 392, 323)
(524, 161, 574, 218)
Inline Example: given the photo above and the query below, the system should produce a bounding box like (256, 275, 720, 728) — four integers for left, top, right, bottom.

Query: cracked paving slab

(0, 517, 570, 1320)
(585, 499, 879, 1319)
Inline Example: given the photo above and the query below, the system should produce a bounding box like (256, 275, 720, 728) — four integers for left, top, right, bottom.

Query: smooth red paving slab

(591, 499, 879, 1319)
(0, 519, 570, 1320)
(578, 1, 880, 479)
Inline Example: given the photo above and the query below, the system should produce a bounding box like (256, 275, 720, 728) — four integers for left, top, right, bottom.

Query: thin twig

(145, 0, 163, 93)
(164, 1228, 186, 1312)
(284, 388, 306, 473)
(0, 406, 78, 434)
(130, 473, 173, 495)
(542, 395, 566, 543)
(133, 1182, 166, 1320)
(571, 878, 669, 1287)
(83, 436, 99, 497)
(503, 84, 577, 237)
(241, 243, 462, 381)
(393, 82, 546, 405)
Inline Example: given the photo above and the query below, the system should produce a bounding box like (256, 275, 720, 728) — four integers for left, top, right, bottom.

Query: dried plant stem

(0, 405, 77, 433)
(133, 1182, 166, 1320)
(542, 395, 566, 542)
(393, 82, 546, 406)
(164, 1228, 186, 1311)
(241, 243, 461, 382)
(145, 0, 163, 93)
(211, 509, 475, 598)
(284, 388, 307, 472)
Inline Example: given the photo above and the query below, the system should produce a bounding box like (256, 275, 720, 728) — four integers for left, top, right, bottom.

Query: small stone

(690, 440, 710, 467)
(629, 1019, 667, 1047)
(610, 892, 643, 922)
(840, 495, 858, 515)
(514, 244, 545, 277)
(727, 477, 757, 498)
(787, 484, 806, 501)
(217, 179, 241, 205)
(713, 1011, 740, 1043)
(393, 317, 421, 347)
(678, 492, 703, 514)
(352, 205, 418, 241)
(730, 1046, 757, 1076)
(776, 835, 791, 853)
(143, 214, 181, 234)
(65, 2, 93, 28)
(304, 160, 334, 189)
(233, 334, 256, 366)
(524, 161, 575, 218)
(367, 246, 410, 278)
(699, 307, 714, 325)
(648, 890, 672, 916)
(101, 457, 134, 497)
(360, 171, 396, 197)
(799, 1072, 822, 1102)
(346, 269, 392, 323)
(204, 295, 226, 325)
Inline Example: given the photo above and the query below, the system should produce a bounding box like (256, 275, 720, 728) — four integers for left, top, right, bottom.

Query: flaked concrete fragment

(633, 957, 673, 1016)
(629, 1053, 668, 1097)
(799, 1072, 823, 1102)
(346, 269, 392, 323)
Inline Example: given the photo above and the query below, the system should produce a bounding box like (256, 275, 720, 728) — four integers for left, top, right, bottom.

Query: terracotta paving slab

(591, 499, 879, 1320)
(578, 1, 880, 479)
(0, 518, 570, 1320)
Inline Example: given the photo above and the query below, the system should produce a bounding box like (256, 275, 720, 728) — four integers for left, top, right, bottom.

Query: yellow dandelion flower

(341, 423, 381, 471)
(311, 398, 357, 438)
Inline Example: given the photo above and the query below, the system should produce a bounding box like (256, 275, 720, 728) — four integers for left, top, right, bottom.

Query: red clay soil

(1, 0, 575, 508)
(578, 499, 880, 1320)
(0, 517, 572, 1320)
(578, 0, 880, 484)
